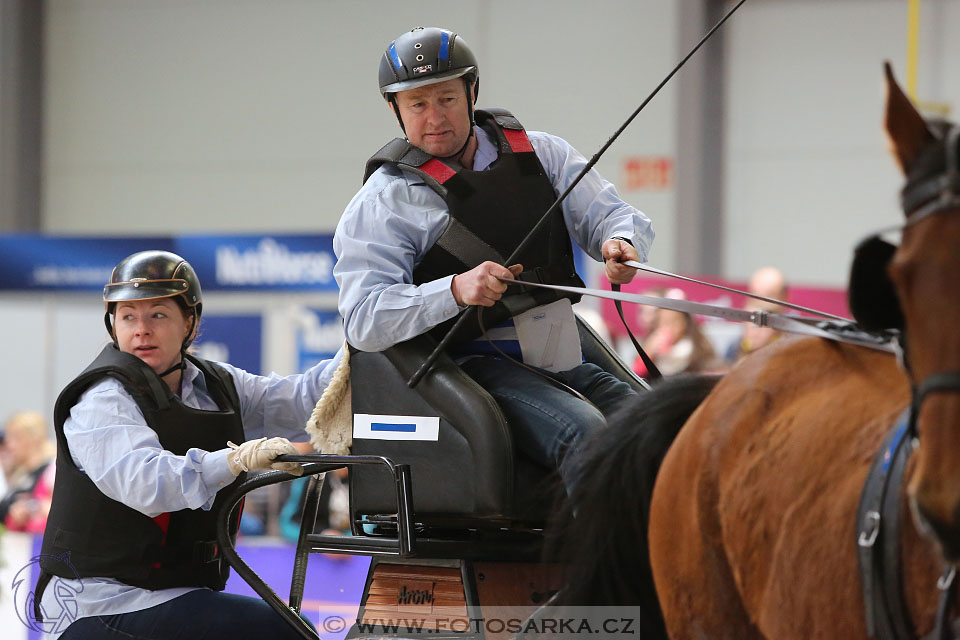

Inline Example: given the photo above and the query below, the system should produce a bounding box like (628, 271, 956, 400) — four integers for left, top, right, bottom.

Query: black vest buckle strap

(33, 570, 54, 623)
(155, 538, 222, 565)
(193, 540, 221, 565)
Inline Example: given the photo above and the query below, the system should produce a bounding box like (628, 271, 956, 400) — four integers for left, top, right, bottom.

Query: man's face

(392, 78, 474, 158)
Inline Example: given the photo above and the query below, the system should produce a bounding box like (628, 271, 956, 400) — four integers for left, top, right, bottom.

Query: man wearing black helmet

(334, 27, 654, 493)
(34, 250, 335, 639)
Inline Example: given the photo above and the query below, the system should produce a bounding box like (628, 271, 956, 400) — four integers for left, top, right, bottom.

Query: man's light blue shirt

(39, 349, 344, 638)
(333, 125, 655, 353)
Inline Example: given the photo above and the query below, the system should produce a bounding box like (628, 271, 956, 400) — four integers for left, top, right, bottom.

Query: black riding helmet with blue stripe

(378, 27, 479, 140)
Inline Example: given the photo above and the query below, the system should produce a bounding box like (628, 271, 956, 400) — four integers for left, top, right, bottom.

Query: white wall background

(724, 0, 960, 284)
(42, 0, 677, 260)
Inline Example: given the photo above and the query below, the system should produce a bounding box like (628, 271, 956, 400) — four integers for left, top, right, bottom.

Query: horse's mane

(544, 373, 720, 636)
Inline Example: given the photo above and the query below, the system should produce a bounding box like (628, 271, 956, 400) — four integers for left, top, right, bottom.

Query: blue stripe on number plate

(371, 422, 416, 433)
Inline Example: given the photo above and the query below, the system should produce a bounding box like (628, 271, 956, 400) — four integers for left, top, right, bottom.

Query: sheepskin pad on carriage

(304, 343, 352, 455)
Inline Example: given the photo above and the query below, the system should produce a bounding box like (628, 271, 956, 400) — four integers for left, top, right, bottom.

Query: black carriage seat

(348, 314, 650, 536)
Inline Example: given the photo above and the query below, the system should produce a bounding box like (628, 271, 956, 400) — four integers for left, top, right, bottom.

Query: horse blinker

(848, 234, 905, 333)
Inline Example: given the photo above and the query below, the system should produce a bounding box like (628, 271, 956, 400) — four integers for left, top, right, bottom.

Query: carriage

(216, 315, 648, 639)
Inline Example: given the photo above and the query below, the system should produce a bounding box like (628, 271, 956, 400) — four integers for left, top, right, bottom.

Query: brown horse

(552, 65, 960, 640)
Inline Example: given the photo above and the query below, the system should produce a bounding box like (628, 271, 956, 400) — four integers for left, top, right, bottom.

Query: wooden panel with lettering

(361, 563, 469, 628)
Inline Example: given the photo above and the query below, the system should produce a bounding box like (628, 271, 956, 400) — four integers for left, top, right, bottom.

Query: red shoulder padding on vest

(503, 128, 534, 153)
(421, 158, 457, 184)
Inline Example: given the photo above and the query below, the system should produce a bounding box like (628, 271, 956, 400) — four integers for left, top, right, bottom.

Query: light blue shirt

(39, 349, 344, 638)
(333, 125, 654, 353)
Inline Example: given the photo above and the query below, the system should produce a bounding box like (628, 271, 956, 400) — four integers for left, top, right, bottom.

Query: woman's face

(113, 298, 193, 375)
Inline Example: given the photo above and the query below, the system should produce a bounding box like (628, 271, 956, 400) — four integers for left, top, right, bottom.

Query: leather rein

(499, 267, 898, 354)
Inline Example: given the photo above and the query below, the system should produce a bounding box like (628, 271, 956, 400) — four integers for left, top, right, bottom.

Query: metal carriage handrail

(215, 453, 415, 640)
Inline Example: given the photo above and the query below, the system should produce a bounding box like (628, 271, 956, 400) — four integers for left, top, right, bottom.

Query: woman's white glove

(226, 437, 303, 476)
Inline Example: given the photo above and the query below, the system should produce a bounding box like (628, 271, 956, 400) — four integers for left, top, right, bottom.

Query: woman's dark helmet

(103, 250, 202, 350)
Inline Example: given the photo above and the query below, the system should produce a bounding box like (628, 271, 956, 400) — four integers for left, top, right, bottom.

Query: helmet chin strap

(389, 94, 406, 133)
(157, 358, 186, 379)
(158, 312, 198, 379)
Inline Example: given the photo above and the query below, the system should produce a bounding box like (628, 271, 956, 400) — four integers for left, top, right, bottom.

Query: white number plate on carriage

(353, 414, 440, 441)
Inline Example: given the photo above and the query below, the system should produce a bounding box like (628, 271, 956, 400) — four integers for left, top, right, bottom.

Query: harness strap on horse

(901, 125, 960, 220)
(931, 567, 960, 640)
(856, 409, 914, 640)
(915, 373, 960, 406)
(855, 410, 960, 640)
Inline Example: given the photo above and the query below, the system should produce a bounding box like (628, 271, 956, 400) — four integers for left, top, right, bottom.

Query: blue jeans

(60, 589, 315, 639)
(460, 357, 636, 491)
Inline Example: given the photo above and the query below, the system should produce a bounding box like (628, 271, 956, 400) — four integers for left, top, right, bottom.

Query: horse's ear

(884, 61, 934, 173)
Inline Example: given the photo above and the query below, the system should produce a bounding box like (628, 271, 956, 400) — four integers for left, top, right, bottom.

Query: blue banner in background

(296, 308, 344, 372)
(176, 234, 337, 292)
(192, 314, 263, 374)
(0, 233, 589, 294)
(0, 234, 336, 292)
(0, 236, 173, 291)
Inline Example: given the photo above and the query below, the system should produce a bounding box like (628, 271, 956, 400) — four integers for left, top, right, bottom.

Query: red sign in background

(621, 156, 674, 190)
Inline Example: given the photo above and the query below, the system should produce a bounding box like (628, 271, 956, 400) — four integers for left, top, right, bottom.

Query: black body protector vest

(39, 344, 245, 592)
(364, 108, 584, 346)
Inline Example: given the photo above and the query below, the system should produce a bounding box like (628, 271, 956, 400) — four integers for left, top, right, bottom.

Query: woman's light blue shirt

(39, 349, 343, 638)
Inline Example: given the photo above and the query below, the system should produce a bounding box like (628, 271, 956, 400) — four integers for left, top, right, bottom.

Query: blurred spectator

(726, 266, 788, 363)
(0, 430, 8, 498)
(573, 302, 612, 345)
(0, 410, 56, 532)
(633, 288, 719, 377)
(636, 287, 666, 339)
(280, 467, 350, 542)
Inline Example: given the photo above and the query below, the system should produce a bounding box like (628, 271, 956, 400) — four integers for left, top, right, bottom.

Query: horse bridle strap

(901, 125, 960, 221)
(907, 373, 960, 640)
(914, 372, 960, 408)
